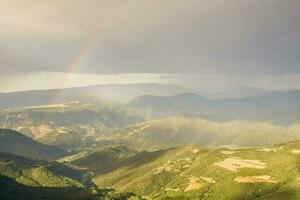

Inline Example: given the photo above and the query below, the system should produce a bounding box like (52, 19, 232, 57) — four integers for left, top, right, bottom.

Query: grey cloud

(0, 0, 300, 75)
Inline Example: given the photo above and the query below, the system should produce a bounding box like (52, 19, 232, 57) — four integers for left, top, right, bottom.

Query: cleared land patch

(184, 176, 203, 192)
(200, 176, 216, 183)
(191, 149, 199, 153)
(234, 175, 277, 183)
(220, 151, 236, 155)
(165, 188, 180, 192)
(258, 148, 277, 152)
(214, 158, 267, 172)
(292, 149, 300, 154)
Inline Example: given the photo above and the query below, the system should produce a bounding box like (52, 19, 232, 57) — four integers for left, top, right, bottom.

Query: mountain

(128, 90, 300, 124)
(208, 86, 271, 99)
(0, 102, 143, 149)
(0, 83, 192, 109)
(97, 116, 300, 151)
(0, 129, 68, 160)
(92, 141, 300, 199)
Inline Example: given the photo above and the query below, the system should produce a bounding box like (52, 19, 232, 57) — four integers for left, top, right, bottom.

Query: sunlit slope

(101, 116, 300, 151)
(93, 141, 300, 200)
(0, 102, 143, 149)
(0, 129, 67, 160)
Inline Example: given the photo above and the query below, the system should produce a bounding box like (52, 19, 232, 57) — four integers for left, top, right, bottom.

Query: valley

(1, 89, 300, 199)
(2, 125, 300, 199)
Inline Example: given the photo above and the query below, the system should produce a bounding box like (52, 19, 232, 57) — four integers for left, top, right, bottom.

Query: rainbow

(51, 34, 97, 103)
(64, 34, 97, 85)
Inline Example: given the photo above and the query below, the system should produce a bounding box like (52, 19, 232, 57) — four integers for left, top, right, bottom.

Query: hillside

(69, 146, 137, 175)
(0, 152, 139, 199)
(97, 116, 300, 151)
(0, 102, 143, 149)
(0, 129, 67, 160)
(128, 90, 300, 124)
(0, 152, 84, 187)
(93, 141, 300, 200)
(0, 175, 92, 200)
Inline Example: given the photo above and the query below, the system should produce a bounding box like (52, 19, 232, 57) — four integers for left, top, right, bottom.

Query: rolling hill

(97, 116, 300, 151)
(92, 140, 300, 200)
(0, 129, 68, 160)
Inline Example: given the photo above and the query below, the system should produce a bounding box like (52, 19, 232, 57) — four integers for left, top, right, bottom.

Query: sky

(0, 0, 300, 93)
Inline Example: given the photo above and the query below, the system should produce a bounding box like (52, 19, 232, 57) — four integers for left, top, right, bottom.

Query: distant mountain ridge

(0, 83, 192, 109)
(128, 90, 300, 124)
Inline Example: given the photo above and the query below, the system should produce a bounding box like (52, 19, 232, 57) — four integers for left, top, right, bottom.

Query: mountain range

(0, 83, 192, 109)
(1, 86, 300, 199)
(128, 90, 300, 124)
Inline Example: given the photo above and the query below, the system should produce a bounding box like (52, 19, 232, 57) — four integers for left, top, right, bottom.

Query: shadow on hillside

(0, 174, 90, 200)
(0, 174, 139, 200)
(0, 174, 120, 200)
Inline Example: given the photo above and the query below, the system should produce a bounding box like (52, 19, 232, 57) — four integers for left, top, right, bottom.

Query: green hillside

(0, 129, 68, 160)
(0, 152, 85, 187)
(99, 116, 300, 151)
(93, 141, 300, 200)
(0, 152, 140, 200)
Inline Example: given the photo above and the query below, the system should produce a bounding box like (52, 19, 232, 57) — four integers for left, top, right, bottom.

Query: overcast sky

(1, 0, 300, 92)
